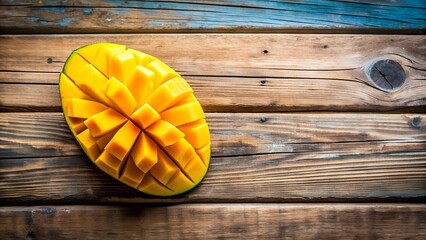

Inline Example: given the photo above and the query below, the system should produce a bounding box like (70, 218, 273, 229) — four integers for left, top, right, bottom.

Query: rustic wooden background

(1, 1, 425, 239)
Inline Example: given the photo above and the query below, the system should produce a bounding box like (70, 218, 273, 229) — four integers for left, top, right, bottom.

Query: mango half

(59, 43, 210, 196)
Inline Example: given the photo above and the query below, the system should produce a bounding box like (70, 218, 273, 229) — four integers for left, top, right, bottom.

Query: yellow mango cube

(84, 108, 127, 138)
(130, 103, 160, 129)
(63, 52, 89, 81)
(127, 66, 155, 107)
(96, 151, 124, 179)
(59, 73, 93, 101)
(196, 143, 211, 166)
(94, 129, 119, 151)
(64, 98, 107, 119)
(105, 121, 141, 161)
(160, 101, 205, 127)
(120, 156, 146, 188)
(184, 156, 207, 183)
(103, 77, 137, 117)
(146, 77, 193, 113)
(110, 51, 137, 83)
(146, 120, 185, 147)
(178, 119, 210, 149)
(166, 170, 194, 194)
(149, 148, 179, 185)
(164, 138, 196, 168)
(91, 43, 126, 77)
(131, 132, 158, 173)
(75, 44, 99, 63)
(73, 64, 111, 105)
(128, 49, 157, 66)
(76, 129, 100, 161)
(137, 173, 174, 196)
(67, 117, 87, 134)
(146, 59, 179, 88)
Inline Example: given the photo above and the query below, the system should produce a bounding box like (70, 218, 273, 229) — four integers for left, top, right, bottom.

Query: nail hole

(260, 80, 267, 85)
(323, 44, 328, 49)
(47, 57, 53, 64)
(411, 117, 421, 128)
(263, 49, 268, 54)
(26, 231, 35, 239)
(260, 117, 267, 123)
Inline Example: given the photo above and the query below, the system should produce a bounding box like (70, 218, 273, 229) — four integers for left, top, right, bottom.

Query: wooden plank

(1, 112, 425, 203)
(1, 153, 424, 203)
(0, 34, 425, 112)
(1, 204, 425, 240)
(1, 0, 425, 33)
(1, 112, 425, 158)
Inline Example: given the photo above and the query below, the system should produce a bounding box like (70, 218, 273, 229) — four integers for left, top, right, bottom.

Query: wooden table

(1, 1, 425, 239)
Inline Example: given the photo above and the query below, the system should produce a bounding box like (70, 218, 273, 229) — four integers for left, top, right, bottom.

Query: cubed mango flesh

(60, 42, 210, 196)
(110, 51, 137, 83)
(131, 132, 158, 173)
(64, 98, 108, 119)
(59, 73, 93, 101)
(149, 148, 179, 185)
(77, 129, 100, 161)
(128, 49, 157, 66)
(196, 143, 211, 166)
(120, 156, 146, 188)
(164, 138, 196, 168)
(178, 119, 210, 149)
(126, 66, 155, 107)
(67, 117, 87, 135)
(137, 173, 174, 196)
(72, 64, 112, 106)
(84, 108, 127, 138)
(146, 60, 179, 89)
(146, 77, 193, 113)
(131, 103, 160, 129)
(91, 43, 126, 77)
(96, 151, 124, 179)
(145, 120, 185, 147)
(103, 77, 137, 117)
(105, 121, 141, 161)
(160, 101, 205, 127)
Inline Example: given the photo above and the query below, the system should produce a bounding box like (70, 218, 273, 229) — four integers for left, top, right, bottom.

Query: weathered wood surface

(1, 34, 425, 112)
(2, 152, 425, 204)
(1, 204, 425, 239)
(1, 112, 425, 158)
(1, 0, 425, 33)
(1, 113, 425, 203)
(1, 1, 425, 237)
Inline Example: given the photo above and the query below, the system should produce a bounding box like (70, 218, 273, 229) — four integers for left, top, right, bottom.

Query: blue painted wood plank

(0, 0, 425, 33)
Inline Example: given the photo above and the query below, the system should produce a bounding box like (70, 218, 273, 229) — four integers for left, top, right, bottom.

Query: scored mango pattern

(59, 43, 210, 196)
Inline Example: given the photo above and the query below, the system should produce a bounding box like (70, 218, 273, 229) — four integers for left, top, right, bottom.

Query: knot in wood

(368, 59, 406, 92)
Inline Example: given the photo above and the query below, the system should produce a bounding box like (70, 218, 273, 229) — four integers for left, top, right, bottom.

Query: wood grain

(1, 112, 425, 203)
(0, 34, 425, 112)
(1, 0, 425, 33)
(1, 204, 425, 240)
(1, 112, 425, 158)
(1, 153, 424, 203)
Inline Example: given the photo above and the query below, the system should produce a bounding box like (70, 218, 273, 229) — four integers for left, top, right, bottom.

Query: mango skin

(59, 43, 211, 196)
